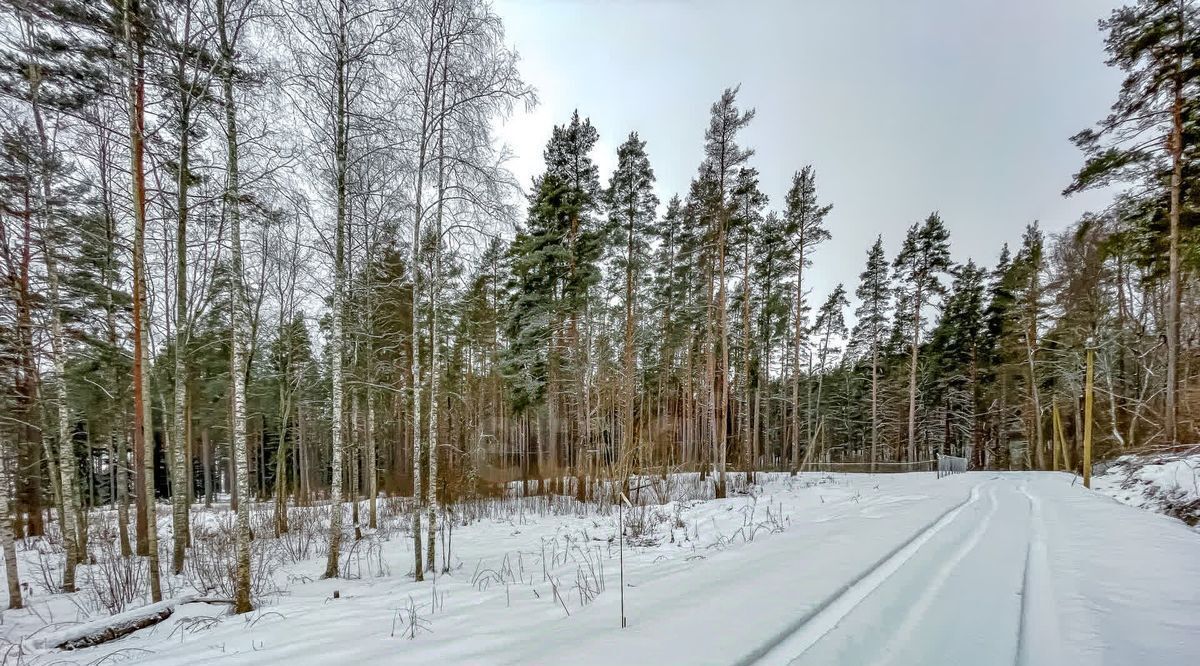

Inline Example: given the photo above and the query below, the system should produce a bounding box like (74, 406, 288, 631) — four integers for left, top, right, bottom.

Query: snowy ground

(1, 471, 1198, 665)
(1093, 449, 1200, 526)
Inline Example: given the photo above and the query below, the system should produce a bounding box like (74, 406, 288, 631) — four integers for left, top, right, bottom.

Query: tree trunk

(125, 0, 160, 600)
(907, 287, 923, 463)
(1026, 335, 1044, 470)
(1, 434, 22, 609)
(201, 428, 211, 508)
(1165, 18, 1183, 446)
(870, 344, 879, 472)
(171, 7, 195, 573)
(217, 0, 252, 613)
(791, 249, 804, 473)
(324, 1, 348, 581)
(623, 192, 637, 483)
(366, 387, 377, 529)
(1084, 347, 1094, 488)
(28, 63, 81, 591)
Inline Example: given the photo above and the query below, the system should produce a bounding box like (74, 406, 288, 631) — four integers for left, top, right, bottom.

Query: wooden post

(1083, 347, 1094, 489)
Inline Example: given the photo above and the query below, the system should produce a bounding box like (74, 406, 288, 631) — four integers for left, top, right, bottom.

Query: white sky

(493, 0, 1123, 309)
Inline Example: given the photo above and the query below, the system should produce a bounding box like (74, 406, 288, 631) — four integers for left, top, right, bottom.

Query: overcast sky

(492, 0, 1123, 310)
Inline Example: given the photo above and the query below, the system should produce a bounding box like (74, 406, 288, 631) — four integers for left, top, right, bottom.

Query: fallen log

(26, 596, 234, 651)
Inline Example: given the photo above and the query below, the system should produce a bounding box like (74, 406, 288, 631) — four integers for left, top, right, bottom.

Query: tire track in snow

(741, 482, 986, 666)
(874, 483, 1000, 666)
(1016, 484, 1061, 666)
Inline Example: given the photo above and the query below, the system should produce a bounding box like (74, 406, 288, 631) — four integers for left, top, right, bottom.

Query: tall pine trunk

(791, 250, 804, 472)
(907, 287, 922, 463)
(1165, 10, 1184, 445)
(125, 0, 160, 601)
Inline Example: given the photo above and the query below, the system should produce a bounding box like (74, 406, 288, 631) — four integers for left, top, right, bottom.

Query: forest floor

(1, 470, 1198, 665)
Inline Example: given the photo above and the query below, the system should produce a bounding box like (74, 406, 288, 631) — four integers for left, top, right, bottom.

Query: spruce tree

(850, 237, 891, 470)
(928, 261, 988, 461)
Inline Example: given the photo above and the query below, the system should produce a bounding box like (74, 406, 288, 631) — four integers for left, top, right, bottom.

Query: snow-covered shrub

(276, 506, 321, 564)
(183, 510, 279, 601)
(80, 541, 148, 615)
(30, 540, 63, 594)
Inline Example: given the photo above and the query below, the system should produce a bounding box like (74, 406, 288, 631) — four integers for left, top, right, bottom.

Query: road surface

(750, 474, 1199, 666)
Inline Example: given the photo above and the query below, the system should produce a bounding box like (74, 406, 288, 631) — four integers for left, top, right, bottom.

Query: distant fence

(937, 454, 969, 478)
(803, 460, 936, 474)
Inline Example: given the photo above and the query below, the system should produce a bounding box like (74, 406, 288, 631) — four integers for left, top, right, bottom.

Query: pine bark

(791, 254, 804, 472)
(125, 0, 160, 600)
(907, 285, 922, 463)
(1165, 6, 1184, 446)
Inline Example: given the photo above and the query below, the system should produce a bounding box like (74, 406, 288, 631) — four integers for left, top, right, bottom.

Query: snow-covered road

(505, 473, 1200, 666)
(757, 478, 1058, 665)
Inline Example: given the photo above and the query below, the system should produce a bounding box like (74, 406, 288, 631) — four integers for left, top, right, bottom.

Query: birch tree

(214, 0, 253, 613)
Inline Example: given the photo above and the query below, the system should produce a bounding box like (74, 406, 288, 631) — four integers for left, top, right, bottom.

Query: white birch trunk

(1, 434, 22, 609)
(217, 0, 252, 612)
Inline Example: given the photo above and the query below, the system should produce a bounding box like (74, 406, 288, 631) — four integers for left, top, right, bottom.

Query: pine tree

(605, 132, 658, 471)
(783, 166, 831, 471)
(700, 87, 754, 496)
(749, 210, 792, 466)
(804, 284, 848, 467)
(728, 168, 767, 471)
(1066, 0, 1200, 445)
(893, 213, 952, 462)
(1013, 223, 1046, 468)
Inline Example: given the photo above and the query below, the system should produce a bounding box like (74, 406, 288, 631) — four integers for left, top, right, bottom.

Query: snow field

(0, 471, 1197, 665)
